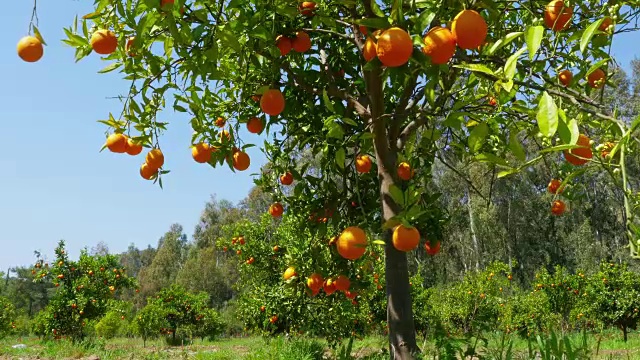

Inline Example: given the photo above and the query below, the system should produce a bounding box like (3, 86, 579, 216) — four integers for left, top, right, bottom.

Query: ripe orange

(392, 225, 420, 252)
(451, 10, 488, 50)
(422, 27, 456, 65)
(544, 0, 573, 31)
(588, 68, 606, 89)
(307, 273, 324, 292)
(363, 36, 378, 61)
(299, 1, 316, 16)
(233, 150, 250, 171)
(376, 27, 414, 67)
(599, 17, 613, 32)
(355, 155, 372, 173)
(335, 275, 351, 292)
(270, 315, 278, 323)
(215, 117, 226, 127)
(424, 240, 440, 256)
(260, 89, 286, 116)
(397, 162, 413, 180)
(146, 148, 165, 169)
(563, 134, 592, 166)
(551, 200, 566, 215)
(558, 69, 572, 86)
(280, 172, 294, 185)
(269, 202, 284, 217)
(547, 179, 564, 194)
(260, 305, 266, 312)
(246, 117, 264, 134)
(125, 36, 136, 57)
(273, 245, 280, 252)
(292, 31, 312, 52)
(192, 143, 212, 163)
(323, 278, 337, 295)
(283, 266, 297, 280)
(106, 133, 128, 153)
(125, 138, 143, 155)
(90, 29, 118, 55)
(276, 35, 292, 56)
(17, 36, 43, 62)
(337, 226, 367, 260)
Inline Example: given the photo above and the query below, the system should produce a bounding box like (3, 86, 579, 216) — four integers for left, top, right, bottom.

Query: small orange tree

(18, 0, 640, 357)
(32, 240, 137, 341)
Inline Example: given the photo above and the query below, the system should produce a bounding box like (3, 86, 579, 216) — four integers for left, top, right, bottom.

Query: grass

(1, 330, 640, 359)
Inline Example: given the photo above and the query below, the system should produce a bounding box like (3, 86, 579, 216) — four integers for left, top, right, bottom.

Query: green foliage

(133, 303, 168, 345)
(32, 240, 137, 341)
(94, 311, 125, 339)
(0, 296, 16, 339)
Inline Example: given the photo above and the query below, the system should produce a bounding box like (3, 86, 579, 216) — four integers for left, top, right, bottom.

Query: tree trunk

(467, 186, 480, 271)
(622, 324, 628, 342)
(379, 166, 419, 359)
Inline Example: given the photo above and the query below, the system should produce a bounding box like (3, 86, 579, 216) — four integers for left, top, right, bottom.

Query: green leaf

(487, 32, 522, 55)
(370, 0, 385, 17)
(322, 89, 336, 113)
(390, 0, 403, 24)
(557, 111, 579, 145)
(504, 46, 526, 80)
(335, 148, 345, 169)
(509, 131, 526, 161)
(452, 63, 495, 76)
(580, 18, 604, 54)
(32, 26, 47, 46)
(389, 185, 405, 206)
(468, 122, 489, 153)
(539, 144, 581, 153)
(372, 240, 386, 245)
(414, 12, 435, 34)
(525, 25, 544, 60)
(586, 58, 609, 76)
(497, 168, 520, 178)
(219, 27, 242, 53)
(475, 153, 508, 166)
(356, 17, 391, 29)
(98, 62, 122, 73)
(537, 91, 558, 138)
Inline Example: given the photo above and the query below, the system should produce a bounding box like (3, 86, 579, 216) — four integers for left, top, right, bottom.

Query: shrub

(0, 296, 16, 339)
(94, 311, 124, 339)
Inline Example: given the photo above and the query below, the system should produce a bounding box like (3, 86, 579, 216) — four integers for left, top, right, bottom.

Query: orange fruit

(260, 89, 286, 116)
(192, 143, 212, 163)
(233, 151, 250, 171)
(547, 179, 564, 194)
(323, 278, 337, 295)
(280, 172, 294, 185)
(283, 266, 296, 280)
(90, 29, 118, 55)
(307, 273, 324, 292)
(105, 133, 128, 153)
(544, 0, 573, 31)
(355, 155, 372, 173)
(563, 134, 592, 166)
(422, 27, 456, 65)
(335, 275, 351, 292)
(424, 240, 440, 256)
(299, 1, 316, 16)
(125, 138, 143, 155)
(269, 202, 284, 217)
(260, 306, 266, 312)
(140, 163, 157, 180)
(337, 226, 367, 260)
(215, 117, 225, 127)
(125, 36, 136, 57)
(276, 35, 292, 56)
(599, 17, 613, 32)
(451, 10, 488, 50)
(558, 69, 572, 86)
(273, 245, 280, 252)
(551, 200, 566, 215)
(145, 148, 165, 169)
(392, 225, 420, 252)
(17, 36, 43, 62)
(246, 117, 264, 134)
(376, 27, 414, 67)
(397, 162, 413, 181)
(488, 97, 498, 106)
(588, 68, 606, 89)
(292, 31, 312, 52)
(363, 36, 378, 61)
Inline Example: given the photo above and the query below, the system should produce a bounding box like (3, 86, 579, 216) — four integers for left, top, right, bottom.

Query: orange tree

(220, 213, 384, 345)
(32, 240, 137, 341)
(19, 0, 640, 357)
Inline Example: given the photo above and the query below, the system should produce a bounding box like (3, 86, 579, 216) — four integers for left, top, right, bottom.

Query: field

(2, 332, 640, 360)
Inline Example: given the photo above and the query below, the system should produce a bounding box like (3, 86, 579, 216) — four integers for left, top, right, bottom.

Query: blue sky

(1, 2, 639, 269)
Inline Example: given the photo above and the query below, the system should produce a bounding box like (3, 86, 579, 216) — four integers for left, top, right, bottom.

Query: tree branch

(302, 28, 358, 46)
(436, 152, 488, 203)
(389, 70, 420, 143)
